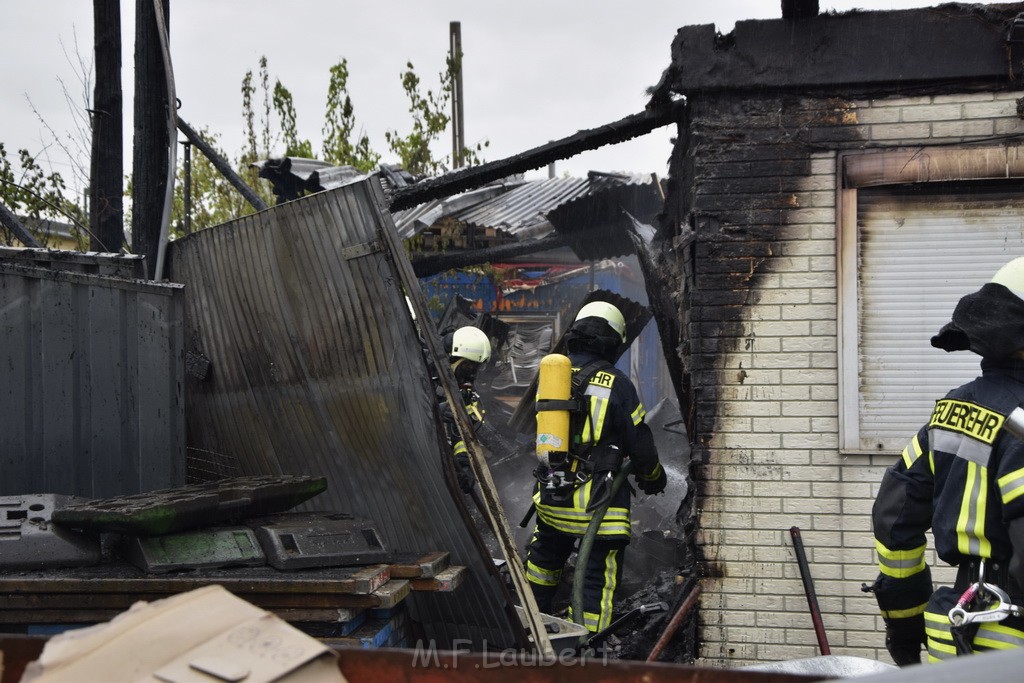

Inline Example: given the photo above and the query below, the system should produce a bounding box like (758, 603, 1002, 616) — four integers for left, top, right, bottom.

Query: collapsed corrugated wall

(168, 177, 516, 648)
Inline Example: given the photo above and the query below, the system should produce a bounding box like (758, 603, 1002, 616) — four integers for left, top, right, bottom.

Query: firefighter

(870, 256, 1024, 665)
(525, 301, 667, 633)
(439, 326, 491, 493)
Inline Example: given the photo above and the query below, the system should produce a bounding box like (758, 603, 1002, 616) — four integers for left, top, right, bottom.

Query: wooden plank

(409, 566, 465, 593)
(0, 563, 390, 595)
(387, 551, 449, 579)
(0, 590, 393, 611)
(368, 580, 411, 610)
(263, 607, 363, 624)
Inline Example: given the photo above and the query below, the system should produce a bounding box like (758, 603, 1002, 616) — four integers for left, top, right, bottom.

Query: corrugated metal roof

(455, 177, 587, 238)
(453, 173, 654, 240)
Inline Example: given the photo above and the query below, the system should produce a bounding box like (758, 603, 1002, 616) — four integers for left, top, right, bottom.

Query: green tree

(0, 143, 87, 248)
(322, 59, 380, 172)
(384, 54, 487, 176)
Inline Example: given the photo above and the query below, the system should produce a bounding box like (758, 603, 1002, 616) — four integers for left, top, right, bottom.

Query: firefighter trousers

(524, 518, 627, 633)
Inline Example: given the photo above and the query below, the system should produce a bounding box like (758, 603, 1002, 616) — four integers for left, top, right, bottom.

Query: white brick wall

(695, 90, 1024, 667)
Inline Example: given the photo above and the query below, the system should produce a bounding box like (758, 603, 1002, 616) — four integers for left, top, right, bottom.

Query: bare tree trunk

(90, 0, 123, 253)
(131, 0, 168, 277)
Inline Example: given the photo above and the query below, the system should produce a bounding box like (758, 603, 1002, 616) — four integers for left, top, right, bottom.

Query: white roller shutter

(855, 182, 1024, 451)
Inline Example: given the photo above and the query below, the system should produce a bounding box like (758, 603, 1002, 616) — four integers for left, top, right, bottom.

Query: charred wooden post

(130, 0, 169, 277)
(89, 0, 124, 253)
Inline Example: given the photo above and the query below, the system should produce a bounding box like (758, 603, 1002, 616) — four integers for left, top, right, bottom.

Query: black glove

(884, 614, 925, 667)
(635, 463, 667, 495)
(455, 450, 476, 493)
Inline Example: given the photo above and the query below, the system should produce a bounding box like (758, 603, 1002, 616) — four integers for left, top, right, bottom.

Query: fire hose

(571, 462, 633, 645)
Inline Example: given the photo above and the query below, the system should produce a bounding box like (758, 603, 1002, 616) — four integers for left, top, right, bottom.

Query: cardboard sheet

(19, 585, 344, 683)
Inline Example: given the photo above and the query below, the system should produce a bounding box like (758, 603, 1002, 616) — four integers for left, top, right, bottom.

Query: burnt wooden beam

(89, 0, 124, 253)
(410, 233, 566, 277)
(389, 99, 686, 212)
(0, 202, 42, 248)
(177, 118, 269, 212)
(130, 0, 169, 278)
(669, 6, 1024, 94)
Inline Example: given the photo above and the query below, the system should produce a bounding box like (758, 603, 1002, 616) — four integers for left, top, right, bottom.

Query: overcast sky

(3, 1, 937, 194)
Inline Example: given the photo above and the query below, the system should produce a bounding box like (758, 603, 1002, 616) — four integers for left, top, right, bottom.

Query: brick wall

(689, 90, 1024, 666)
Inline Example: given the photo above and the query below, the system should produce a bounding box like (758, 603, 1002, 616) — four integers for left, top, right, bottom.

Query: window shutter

(856, 182, 1024, 451)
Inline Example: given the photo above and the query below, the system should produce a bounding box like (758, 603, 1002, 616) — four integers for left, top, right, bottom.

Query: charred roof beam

(388, 99, 686, 212)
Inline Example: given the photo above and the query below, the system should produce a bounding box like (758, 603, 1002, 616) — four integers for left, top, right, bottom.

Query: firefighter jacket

(871, 358, 1024, 658)
(533, 350, 663, 540)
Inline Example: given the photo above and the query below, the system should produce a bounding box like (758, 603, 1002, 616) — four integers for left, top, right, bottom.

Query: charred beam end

(177, 118, 269, 212)
(0, 202, 42, 248)
(411, 233, 567, 277)
(389, 99, 686, 212)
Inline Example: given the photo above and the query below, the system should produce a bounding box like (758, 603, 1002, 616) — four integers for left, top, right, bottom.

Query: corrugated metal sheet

(0, 254, 185, 497)
(856, 182, 1024, 451)
(456, 177, 589, 239)
(168, 177, 516, 649)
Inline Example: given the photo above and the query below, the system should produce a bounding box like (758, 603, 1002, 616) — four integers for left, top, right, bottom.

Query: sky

(2, 1, 938, 196)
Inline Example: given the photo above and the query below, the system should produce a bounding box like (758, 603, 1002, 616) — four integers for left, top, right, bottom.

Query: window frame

(837, 145, 1024, 454)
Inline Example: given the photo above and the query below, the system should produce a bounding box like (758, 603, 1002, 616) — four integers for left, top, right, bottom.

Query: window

(839, 148, 1024, 452)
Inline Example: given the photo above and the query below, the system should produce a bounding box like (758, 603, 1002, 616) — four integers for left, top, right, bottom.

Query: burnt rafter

(388, 99, 686, 212)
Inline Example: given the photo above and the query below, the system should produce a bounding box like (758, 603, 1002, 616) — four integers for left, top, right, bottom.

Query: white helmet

(450, 326, 491, 364)
(991, 256, 1024, 300)
(575, 301, 626, 343)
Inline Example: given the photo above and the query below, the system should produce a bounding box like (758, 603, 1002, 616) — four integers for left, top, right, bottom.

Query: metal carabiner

(948, 560, 1024, 627)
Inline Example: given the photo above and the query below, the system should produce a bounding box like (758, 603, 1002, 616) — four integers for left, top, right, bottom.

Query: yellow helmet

(450, 326, 491, 364)
(991, 256, 1024, 299)
(575, 301, 626, 343)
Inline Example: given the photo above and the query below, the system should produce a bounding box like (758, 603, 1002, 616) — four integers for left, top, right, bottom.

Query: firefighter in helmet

(440, 326, 491, 493)
(870, 256, 1024, 664)
(525, 301, 667, 633)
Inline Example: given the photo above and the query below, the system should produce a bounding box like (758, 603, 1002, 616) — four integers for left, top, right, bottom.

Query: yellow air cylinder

(536, 353, 572, 464)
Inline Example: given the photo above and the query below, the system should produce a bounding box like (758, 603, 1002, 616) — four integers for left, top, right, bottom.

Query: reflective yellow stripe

(453, 440, 467, 456)
(998, 468, 1024, 504)
(975, 622, 1024, 650)
(956, 461, 990, 557)
(929, 449, 935, 475)
(599, 549, 619, 632)
(526, 560, 561, 587)
(574, 479, 589, 511)
(582, 611, 601, 630)
(590, 396, 610, 442)
(535, 503, 631, 537)
(881, 603, 927, 619)
(875, 540, 927, 578)
(640, 462, 663, 481)
(631, 403, 645, 426)
(927, 637, 958, 659)
(902, 434, 923, 469)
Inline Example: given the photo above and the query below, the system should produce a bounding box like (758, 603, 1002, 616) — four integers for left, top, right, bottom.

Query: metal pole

(790, 526, 831, 655)
(0, 201, 42, 248)
(646, 578, 701, 662)
(182, 141, 192, 234)
(177, 118, 268, 212)
(449, 21, 465, 168)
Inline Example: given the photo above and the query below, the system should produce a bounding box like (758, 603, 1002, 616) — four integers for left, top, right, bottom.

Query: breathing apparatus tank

(535, 353, 572, 470)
